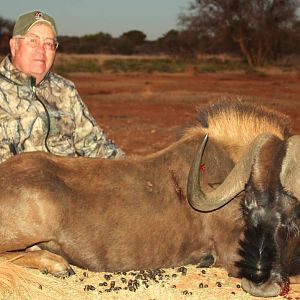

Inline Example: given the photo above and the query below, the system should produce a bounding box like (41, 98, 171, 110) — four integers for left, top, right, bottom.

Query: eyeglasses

(16, 34, 59, 51)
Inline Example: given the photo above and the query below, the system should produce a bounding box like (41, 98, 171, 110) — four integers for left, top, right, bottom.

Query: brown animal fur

(251, 136, 286, 192)
(0, 100, 292, 295)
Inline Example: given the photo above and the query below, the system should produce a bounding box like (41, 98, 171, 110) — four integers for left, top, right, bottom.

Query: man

(0, 10, 124, 163)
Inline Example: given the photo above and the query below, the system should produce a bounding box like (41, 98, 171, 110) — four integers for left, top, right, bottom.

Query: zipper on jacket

(31, 77, 51, 153)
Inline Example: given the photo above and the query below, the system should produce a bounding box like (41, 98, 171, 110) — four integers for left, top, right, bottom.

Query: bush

(102, 59, 185, 73)
(194, 57, 246, 73)
(53, 58, 102, 73)
(52, 54, 249, 74)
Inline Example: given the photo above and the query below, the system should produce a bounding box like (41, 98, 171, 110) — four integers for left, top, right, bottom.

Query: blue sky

(1, 0, 189, 40)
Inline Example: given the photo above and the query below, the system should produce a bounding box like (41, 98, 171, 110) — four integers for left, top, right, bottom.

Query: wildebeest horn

(280, 135, 300, 200)
(187, 133, 275, 212)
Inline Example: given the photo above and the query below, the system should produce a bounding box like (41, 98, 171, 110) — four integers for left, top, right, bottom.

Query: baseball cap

(13, 11, 57, 36)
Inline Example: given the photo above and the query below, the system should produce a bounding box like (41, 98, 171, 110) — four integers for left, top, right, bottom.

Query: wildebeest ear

(280, 135, 300, 200)
(200, 139, 235, 183)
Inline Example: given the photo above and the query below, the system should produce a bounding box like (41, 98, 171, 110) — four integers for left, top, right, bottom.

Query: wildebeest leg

(0, 250, 75, 277)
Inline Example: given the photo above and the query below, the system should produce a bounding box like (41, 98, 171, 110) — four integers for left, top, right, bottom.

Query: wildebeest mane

(185, 100, 291, 162)
(199, 100, 290, 132)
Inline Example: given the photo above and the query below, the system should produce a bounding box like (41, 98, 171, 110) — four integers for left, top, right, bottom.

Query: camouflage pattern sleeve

(0, 123, 16, 163)
(0, 89, 20, 163)
(70, 87, 125, 159)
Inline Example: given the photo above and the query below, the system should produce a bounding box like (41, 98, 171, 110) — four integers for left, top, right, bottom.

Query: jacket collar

(0, 55, 49, 88)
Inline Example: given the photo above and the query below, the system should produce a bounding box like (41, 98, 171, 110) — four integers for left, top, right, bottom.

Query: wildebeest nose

(241, 278, 281, 297)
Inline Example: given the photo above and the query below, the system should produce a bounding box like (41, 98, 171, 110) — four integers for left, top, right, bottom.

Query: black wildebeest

(188, 102, 300, 297)
(0, 101, 297, 297)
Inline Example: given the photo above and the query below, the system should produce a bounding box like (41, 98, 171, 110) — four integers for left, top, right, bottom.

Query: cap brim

(27, 20, 57, 35)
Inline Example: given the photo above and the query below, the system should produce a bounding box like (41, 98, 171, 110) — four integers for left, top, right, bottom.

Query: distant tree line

(1, 1, 300, 66)
(0, 16, 14, 55)
(179, 0, 300, 67)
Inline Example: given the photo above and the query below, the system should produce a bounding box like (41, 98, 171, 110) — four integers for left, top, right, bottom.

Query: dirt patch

(69, 72, 300, 155)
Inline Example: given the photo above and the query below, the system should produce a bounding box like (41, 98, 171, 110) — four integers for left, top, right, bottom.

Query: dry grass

(0, 263, 280, 300)
(0, 261, 79, 300)
(55, 53, 170, 64)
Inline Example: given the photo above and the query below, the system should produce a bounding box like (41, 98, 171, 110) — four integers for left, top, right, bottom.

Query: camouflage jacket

(0, 55, 124, 163)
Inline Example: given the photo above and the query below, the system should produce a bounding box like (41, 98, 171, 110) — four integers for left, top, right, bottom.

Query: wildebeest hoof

(53, 267, 76, 278)
(197, 253, 215, 268)
(38, 250, 75, 277)
(41, 268, 49, 275)
(241, 278, 281, 297)
(40, 265, 75, 278)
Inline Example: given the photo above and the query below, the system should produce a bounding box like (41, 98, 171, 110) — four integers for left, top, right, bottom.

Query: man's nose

(36, 40, 46, 51)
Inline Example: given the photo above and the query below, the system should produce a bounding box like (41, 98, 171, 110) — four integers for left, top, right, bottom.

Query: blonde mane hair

(185, 100, 291, 162)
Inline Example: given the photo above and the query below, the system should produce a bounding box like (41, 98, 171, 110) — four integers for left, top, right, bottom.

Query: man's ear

(9, 38, 17, 57)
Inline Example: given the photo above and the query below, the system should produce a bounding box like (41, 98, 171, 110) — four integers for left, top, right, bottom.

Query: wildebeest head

(187, 133, 300, 297)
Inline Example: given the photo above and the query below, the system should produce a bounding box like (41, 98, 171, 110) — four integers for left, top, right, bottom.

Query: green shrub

(102, 59, 185, 73)
(53, 58, 102, 73)
(52, 55, 248, 74)
(194, 57, 246, 73)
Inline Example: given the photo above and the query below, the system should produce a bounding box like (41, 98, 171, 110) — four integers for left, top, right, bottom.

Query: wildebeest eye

(243, 189, 257, 210)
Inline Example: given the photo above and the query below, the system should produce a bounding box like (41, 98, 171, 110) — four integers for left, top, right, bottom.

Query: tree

(158, 29, 199, 58)
(120, 30, 146, 45)
(179, 0, 300, 66)
(0, 16, 14, 55)
(114, 30, 146, 54)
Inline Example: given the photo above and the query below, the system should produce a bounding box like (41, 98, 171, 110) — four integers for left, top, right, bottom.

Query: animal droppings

(99, 282, 108, 286)
(84, 284, 95, 291)
(83, 271, 88, 277)
(104, 274, 112, 281)
(177, 266, 187, 275)
(121, 277, 127, 283)
(34, 264, 256, 299)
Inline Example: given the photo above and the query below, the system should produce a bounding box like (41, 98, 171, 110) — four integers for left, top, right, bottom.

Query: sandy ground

(0, 263, 281, 300)
(71, 71, 300, 155)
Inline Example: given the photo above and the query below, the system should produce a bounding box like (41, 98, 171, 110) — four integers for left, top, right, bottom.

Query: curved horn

(280, 135, 300, 200)
(187, 133, 275, 212)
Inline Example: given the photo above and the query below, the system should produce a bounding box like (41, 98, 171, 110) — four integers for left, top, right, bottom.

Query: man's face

(9, 23, 57, 83)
